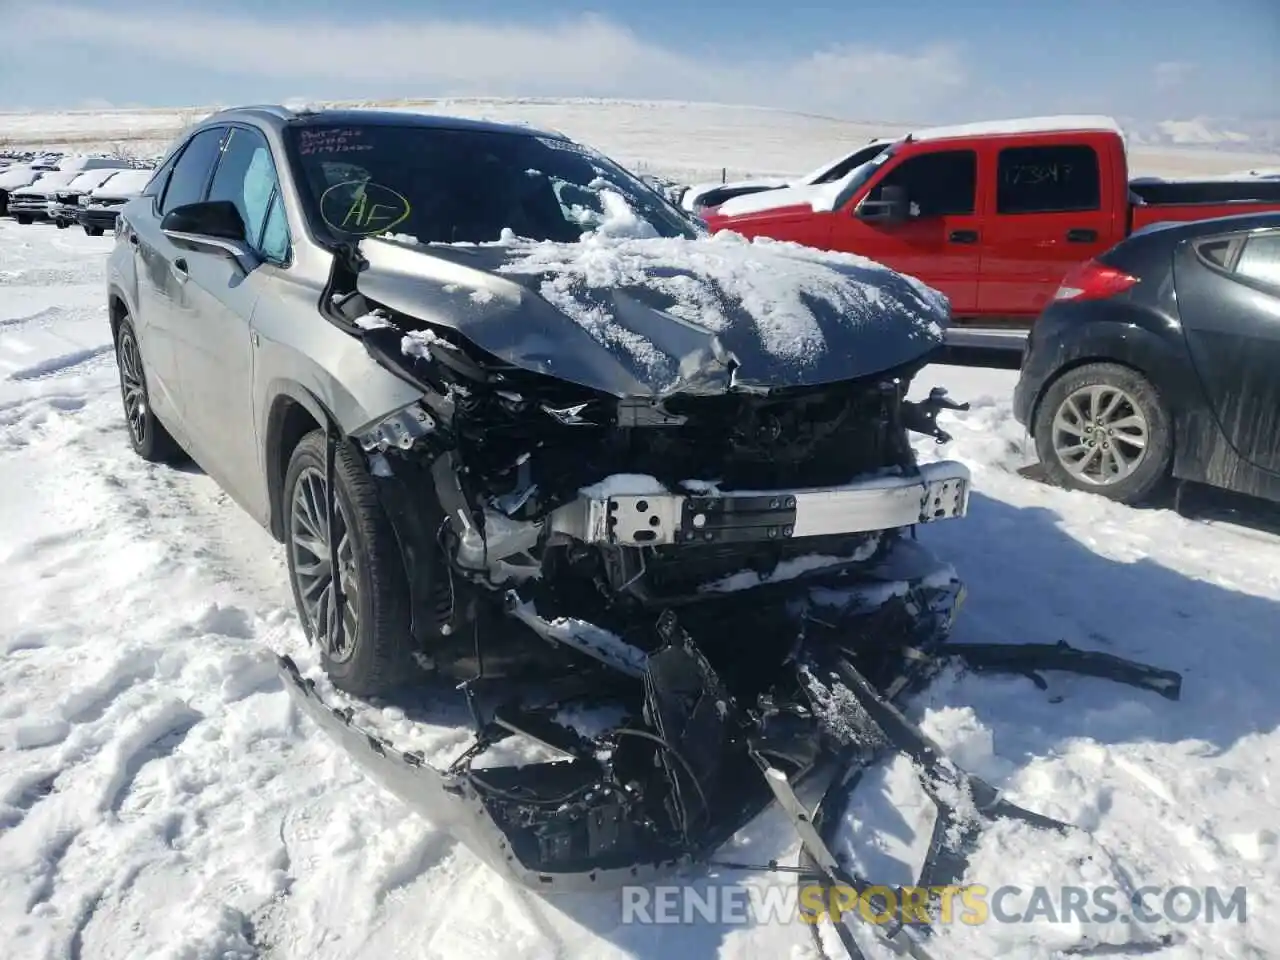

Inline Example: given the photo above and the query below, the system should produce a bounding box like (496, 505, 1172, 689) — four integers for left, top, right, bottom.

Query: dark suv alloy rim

(1050, 384, 1150, 485)
(289, 465, 360, 663)
(117, 328, 148, 446)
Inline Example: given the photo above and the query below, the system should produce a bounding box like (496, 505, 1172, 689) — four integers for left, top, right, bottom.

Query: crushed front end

(278, 282, 983, 890)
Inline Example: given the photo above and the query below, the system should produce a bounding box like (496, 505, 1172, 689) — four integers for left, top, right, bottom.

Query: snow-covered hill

(3, 98, 1279, 184)
(1, 101, 1279, 960)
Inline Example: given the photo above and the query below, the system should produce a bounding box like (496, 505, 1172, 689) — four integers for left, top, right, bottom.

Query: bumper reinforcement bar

(550, 461, 971, 547)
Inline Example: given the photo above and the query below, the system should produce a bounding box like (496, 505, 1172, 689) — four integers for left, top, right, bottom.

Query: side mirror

(856, 184, 909, 224)
(161, 200, 258, 269)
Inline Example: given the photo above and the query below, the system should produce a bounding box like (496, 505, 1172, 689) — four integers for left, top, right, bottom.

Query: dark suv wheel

(1033, 362, 1173, 504)
(283, 430, 414, 696)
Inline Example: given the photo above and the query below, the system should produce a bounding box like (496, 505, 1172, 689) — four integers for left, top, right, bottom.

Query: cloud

(8, 4, 968, 120)
(1152, 61, 1197, 91)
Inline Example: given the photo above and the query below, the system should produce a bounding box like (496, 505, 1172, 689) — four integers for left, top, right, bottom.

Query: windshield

(285, 123, 700, 245)
(808, 142, 893, 184)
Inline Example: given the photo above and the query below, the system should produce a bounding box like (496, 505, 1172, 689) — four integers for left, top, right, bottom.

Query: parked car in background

(78, 167, 155, 235)
(51, 168, 140, 228)
(0, 155, 62, 215)
(703, 117, 1280, 350)
(4, 155, 133, 223)
(682, 138, 893, 216)
(1013, 212, 1280, 506)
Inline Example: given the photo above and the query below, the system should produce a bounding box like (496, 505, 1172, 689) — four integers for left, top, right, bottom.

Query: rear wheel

(84, 225, 104, 237)
(115, 319, 184, 463)
(283, 430, 414, 696)
(1033, 362, 1172, 504)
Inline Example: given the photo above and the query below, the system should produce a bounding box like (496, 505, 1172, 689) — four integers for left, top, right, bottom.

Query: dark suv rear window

(285, 124, 697, 245)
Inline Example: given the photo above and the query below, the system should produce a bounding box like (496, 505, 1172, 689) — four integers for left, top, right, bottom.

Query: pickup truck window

(1235, 232, 1280, 288)
(996, 145, 1101, 215)
(867, 150, 976, 217)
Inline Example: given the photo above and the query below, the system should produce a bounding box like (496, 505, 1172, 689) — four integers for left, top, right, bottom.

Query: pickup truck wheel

(1033, 362, 1172, 504)
(283, 429, 413, 697)
(84, 225, 104, 237)
(15, 214, 32, 225)
(115, 319, 184, 463)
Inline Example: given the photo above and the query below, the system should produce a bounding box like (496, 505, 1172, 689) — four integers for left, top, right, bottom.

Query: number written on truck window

(997, 145, 1101, 214)
(867, 150, 976, 217)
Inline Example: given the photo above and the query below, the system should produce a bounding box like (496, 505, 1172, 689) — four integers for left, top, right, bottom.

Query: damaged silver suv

(108, 105, 1016, 902)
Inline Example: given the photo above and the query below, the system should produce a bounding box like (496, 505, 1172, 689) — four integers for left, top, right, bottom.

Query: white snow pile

(486, 195, 946, 390)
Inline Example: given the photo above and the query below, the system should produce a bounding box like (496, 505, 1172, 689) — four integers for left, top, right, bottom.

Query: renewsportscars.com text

(620, 884, 1247, 926)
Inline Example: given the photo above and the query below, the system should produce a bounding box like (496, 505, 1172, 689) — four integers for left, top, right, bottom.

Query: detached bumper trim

(550, 461, 971, 547)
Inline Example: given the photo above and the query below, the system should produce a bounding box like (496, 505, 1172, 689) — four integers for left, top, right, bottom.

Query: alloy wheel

(117, 330, 148, 446)
(289, 465, 359, 662)
(1050, 384, 1150, 486)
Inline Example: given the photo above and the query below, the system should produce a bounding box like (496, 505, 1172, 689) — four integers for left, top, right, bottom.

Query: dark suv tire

(282, 429, 413, 696)
(1034, 362, 1173, 504)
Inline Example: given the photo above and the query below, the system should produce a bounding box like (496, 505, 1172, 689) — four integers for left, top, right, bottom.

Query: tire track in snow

(6, 345, 113, 382)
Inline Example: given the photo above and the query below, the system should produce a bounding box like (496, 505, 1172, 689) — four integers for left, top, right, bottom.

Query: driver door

(829, 149, 982, 315)
(167, 125, 291, 518)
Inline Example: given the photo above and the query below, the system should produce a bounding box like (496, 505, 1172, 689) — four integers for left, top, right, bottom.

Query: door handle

(948, 230, 979, 244)
(171, 257, 189, 284)
(128, 233, 139, 247)
(1066, 228, 1098, 243)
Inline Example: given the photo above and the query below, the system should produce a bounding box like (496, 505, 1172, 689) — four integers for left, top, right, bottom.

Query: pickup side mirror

(856, 184, 909, 224)
(160, 200, 259, 270)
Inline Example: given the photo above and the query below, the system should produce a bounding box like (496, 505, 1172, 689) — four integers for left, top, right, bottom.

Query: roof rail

(202, 104, 300, 122)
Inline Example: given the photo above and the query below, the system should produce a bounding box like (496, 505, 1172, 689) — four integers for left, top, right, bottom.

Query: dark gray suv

(106, 104, 971, 700)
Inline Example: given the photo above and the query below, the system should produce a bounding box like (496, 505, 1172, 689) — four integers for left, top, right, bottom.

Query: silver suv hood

(355, 233, 949, 398)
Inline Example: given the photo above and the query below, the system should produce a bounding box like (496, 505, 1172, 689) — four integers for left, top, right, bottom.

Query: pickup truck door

(977, 141, 1117, 317)
(1173, 229, 1280, 474)
(829, 148, 981, 314)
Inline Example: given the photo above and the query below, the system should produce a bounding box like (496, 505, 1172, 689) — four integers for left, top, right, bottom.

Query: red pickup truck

(701, 117, 1280, 348)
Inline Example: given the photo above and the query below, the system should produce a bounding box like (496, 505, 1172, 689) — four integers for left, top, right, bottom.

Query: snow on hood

(88, 168, 154, 200)
(11, 170, 80, 195)
(355, 224, 948, 399)
(713, 152, 891, 217)
(0, 164, 38, 191)
(62, 169, 123, 193)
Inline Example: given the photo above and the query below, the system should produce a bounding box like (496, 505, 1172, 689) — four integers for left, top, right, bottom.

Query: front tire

(15, 214, 32, 225)
(115, 319, 184, 463)
(1033, 362, 1172, 504)
(283, 430, 413, 696)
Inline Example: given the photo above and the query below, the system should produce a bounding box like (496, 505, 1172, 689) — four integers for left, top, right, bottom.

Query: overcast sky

(1, 0, 1276, 123)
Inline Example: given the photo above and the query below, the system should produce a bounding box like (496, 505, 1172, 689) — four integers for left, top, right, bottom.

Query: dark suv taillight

(1053, 260, 1139, 302)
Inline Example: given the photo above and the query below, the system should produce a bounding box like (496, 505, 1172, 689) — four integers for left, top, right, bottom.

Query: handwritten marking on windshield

(319, 180, 411, 235)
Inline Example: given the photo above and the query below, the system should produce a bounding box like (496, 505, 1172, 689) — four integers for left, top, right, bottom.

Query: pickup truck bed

(702, 117, 1280, 346)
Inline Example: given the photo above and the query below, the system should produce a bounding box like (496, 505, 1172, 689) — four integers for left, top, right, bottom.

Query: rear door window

(996, 145, 1101, 214)
(866, 150, 977, 217)
(1234, 232, 1280, 288)
(160, 127, 227, 214)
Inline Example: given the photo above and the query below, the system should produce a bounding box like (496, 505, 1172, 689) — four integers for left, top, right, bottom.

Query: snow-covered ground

(1, 102, 1279, 960)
